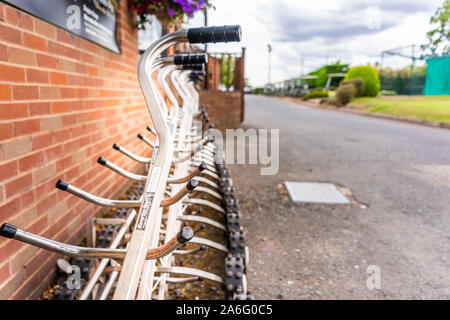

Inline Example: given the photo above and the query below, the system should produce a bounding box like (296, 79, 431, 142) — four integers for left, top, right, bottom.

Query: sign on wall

(3, 0, 120, 54)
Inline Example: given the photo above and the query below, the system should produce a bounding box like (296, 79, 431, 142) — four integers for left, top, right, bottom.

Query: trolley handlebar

(187, 25, 242, 44)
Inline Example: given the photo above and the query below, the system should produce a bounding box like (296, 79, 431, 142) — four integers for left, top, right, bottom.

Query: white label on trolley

(151, 145, 159, 164)
(136, 191, 154, 230)
(136, 167, 161, 230)
(148, 166, 161, 192)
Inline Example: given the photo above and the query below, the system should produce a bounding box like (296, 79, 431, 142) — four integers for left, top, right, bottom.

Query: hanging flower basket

(129, 0, 212, 29)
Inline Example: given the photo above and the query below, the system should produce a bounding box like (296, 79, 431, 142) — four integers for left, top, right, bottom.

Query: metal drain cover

(284, 182, 350, 204)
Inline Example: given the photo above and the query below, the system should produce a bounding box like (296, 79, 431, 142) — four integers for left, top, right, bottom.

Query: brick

(18, 152, 44, 172)
(56, 28, 73, 45)
(29, 102, 51, 116)
(39, 86, 59, 100)
(34, 180, 54, 201)
(60, 87, 76, 99)
(31, 133, 52, 150)
(36, 54, 57, 69)
(0, 23, 21, 45)
(24, 250, 49, 278)
(9, 207, 37, 230)
(0, 83, 11, 101)
(23, 33, 47, 51)
(0, 123, 13, 141)
(26, 69, 49, 83)
(0, 44, 7, 61)
(35, 19, 56, 39)
(52, 128, 71, 143)
(36, 193, 56, 215)
(0, 160, 18, 181)
(57, 58, 75, 72)
(48, 41, 79, 60)
(33, 163, 56, 184)
(75, 63, 88, 74)
(20, 188, 34, 208)
(0, 103, 28, 119)
(61, 114, 77, 126)
(10, 245, 36, 276)
(44, 145, 63, 162)
(4, 5, 19, 25)
(11, 270, 40, 300)
(40, 116, 62, 131)
(5, 173, 32, 198)
(68, 75, 82, 86)
(8, 47, 36, 66)
(0, 64, 25, 82)
(0, 136, 31, 160)
(0, 185, 3, 203)
(88, 66, 98, 76)
(0, 263, 10, 286)
(14, 118, 40, 136)
(0, 197, 21, 222)
(0, 269, 25, 300)
(55, 155, 72, 172)
(19, 12, 34, 31)
(12, 85, 39, 100)
(36, 259, 57, 294)
(49, 72, 67, 85)
(51, 101, 68, 113)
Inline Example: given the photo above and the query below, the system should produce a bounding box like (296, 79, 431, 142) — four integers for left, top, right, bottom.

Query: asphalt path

(228, 94, 450, 299)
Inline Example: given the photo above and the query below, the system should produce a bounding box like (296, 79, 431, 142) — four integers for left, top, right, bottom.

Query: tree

(221, 55, 235, 90)
(422, 0, 450, 56)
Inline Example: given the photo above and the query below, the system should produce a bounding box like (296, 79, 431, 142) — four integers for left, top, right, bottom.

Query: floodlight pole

(300, 57, 304, 77)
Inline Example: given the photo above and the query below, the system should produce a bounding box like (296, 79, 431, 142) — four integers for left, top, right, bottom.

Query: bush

(252, 87, 264, 94)
(341, 78, 365, 97)
(344, 66, 380, 97)
(336, 83, 356, 106)
(302, 90, 329, 100)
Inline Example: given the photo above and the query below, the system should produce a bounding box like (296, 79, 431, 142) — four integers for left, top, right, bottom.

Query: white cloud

(184, 0, 442, 87)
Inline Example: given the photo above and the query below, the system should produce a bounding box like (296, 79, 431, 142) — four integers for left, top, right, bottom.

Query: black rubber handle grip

(0, 223, 17, 239)
(174, 53, 208, 65)
(187, 25, 242, 44)
(182, 64, 204, 71)
(56, 179, 69, 191)
(97, 157, 107, 166)
(190, 71, 205, 77)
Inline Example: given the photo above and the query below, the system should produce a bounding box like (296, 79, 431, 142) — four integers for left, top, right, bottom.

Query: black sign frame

(2, 0, 121, 54)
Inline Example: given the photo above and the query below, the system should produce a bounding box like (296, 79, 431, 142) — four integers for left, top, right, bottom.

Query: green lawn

(351, 96, 450, 124)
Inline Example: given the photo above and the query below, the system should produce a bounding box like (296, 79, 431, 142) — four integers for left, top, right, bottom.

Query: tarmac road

(228, 95, 450, 299)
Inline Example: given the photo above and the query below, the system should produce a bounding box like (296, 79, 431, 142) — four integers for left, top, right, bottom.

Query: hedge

(344, 66, 380, 97)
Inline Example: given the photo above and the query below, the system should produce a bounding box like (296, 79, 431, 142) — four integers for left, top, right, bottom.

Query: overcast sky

(184, 0, 443, 87)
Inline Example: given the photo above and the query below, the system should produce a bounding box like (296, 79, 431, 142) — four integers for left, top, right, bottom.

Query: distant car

(244, 87, 253, 94)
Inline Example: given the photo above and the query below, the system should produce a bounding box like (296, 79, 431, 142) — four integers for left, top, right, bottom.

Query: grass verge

(351, 96, 450, 124)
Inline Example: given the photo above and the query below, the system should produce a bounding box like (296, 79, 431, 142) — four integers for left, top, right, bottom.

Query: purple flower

(168, 8, 175, 17)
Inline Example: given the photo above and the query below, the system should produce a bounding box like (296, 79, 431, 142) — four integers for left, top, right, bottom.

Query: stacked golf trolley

(0, 26, 251, 300)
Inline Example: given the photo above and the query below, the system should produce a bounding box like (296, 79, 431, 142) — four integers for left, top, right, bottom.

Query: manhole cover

(284, 182, 350, 204)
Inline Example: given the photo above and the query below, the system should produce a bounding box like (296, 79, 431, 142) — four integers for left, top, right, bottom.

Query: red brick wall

(199, 90, 243, 130)
(0, 2, 152, 299)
